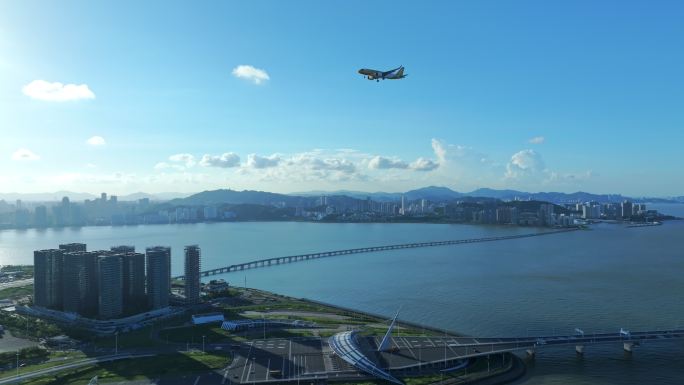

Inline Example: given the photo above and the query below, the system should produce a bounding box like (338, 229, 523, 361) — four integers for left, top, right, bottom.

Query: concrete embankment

(465, 355, 526, 385)
(301, 297, 463, 336)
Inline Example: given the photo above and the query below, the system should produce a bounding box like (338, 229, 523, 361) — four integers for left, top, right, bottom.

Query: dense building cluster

(33, 243, 201, 320)
(573, 200, 655, 220)
(443, 202, 565, 226)
(0, 190, 667, 231)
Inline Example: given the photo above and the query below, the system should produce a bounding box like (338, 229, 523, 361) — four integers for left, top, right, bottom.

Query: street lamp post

(202, 335, 206, 353)
(115, 332, 118, 355)
(16, 351, 19, 378)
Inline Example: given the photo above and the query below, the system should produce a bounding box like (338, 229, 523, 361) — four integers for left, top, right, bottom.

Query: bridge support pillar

(623, 342, 634, 352)
(575, 345, 584, 355)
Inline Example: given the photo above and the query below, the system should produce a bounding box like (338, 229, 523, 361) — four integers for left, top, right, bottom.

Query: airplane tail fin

(396, 67, 405, 78)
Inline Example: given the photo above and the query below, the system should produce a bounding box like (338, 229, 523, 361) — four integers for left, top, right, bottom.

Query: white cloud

(146, 140, 595, 192)
(425, 139, 504, 189)
(154, 162, 168, 170)
(86, 136, 106, 146)
(410, 157, 439, 171)
(529, 136, 545, 144)
(368, 156, 408, 170)
(505, 149, 546, 179)
(247, 154, 281, 169)
(168, 153, 196, 168)
(200, 153, 241, 168)
(232, 65, 270, 85)
(288, 155, 356, 174)
(431, 138, 447, 163)
(22, 80, 95, 101)
(11, 148, 40, 161)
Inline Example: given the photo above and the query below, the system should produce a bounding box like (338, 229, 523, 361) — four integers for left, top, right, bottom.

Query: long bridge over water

(175, 228, 578, 279)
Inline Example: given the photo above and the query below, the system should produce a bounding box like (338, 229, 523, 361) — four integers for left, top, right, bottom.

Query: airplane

(358, 66, 407, 82)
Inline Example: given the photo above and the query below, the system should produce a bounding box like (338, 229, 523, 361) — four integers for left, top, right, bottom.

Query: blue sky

(1, 0, 682, 196)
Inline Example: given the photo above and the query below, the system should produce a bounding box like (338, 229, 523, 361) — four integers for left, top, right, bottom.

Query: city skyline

(2, 1, 684, 196)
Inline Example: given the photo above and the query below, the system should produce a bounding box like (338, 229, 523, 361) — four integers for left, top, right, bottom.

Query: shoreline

(0, 219, 568, 233)
(251, 288, 525, 385)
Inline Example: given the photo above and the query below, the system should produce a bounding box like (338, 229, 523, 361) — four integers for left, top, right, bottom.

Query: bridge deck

(375, 329, 684, 369)
(226, 329, 684, 384)
(175, 228, 578, 279)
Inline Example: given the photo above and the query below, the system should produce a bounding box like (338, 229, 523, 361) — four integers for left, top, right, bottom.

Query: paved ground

(228, 338, 329, 384)
(225, 336, 476, 384)
(370, 336, 498, 369)
(0, 279, 33, 290)
(0, 330, 37, 353)
(242, 310, 350, 321)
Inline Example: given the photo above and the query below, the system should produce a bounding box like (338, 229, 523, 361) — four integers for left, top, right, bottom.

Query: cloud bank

(247, 154, 281, 169)
(22, 80, 95, 101)
(368, 156, 408, 170)
(200, 153, 240, 168)
(147, 138, 591, 192)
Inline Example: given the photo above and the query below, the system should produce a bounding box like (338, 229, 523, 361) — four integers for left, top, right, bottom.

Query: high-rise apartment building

(61, 252, 90, 314)
(34, 206, 48, 227)
(184, 245, 201, 305)
(98, 255, 123, 319)
(121, 252, 146, 313)
(621, 200, 633, 219)
(146, 246, 171, 309)
(33, 249, 64, 309)
(111, 245, 135, 253)
(59, 243, 87, 253)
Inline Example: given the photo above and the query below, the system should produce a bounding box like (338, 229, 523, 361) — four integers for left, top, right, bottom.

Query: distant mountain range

(293, 186, 634, 203)
(2, 187, 682, 205)
(168, 189, 311, 206)
(169, 186, 683, 206)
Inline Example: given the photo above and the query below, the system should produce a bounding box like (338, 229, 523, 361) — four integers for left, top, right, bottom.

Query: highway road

(0, 353, 157, 385)
(0, 279, 33, 291)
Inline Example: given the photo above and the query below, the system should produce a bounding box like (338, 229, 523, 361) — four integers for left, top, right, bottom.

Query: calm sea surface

(1, 203, 684, 384)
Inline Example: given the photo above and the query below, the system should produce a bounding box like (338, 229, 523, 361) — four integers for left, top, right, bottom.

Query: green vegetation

(0, 351, 88, 380)
(0, 346, 48, 365)
(0, 312, 63, 340)
(92, 327, 157, 349)
(18, 351, 231, 384)
(404, 375, 452, 385)
(0, 265, 33, 279)
(159, 323, 233, 344)
(0, 284, 32, 300)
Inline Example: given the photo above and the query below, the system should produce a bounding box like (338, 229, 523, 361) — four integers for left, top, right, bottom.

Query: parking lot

(227, 338, 329, 383)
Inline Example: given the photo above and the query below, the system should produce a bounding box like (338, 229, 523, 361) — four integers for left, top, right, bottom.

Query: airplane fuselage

(358, 66, 406, 81)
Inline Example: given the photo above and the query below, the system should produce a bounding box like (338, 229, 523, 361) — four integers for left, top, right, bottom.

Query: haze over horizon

(1, 1, 683, 196)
